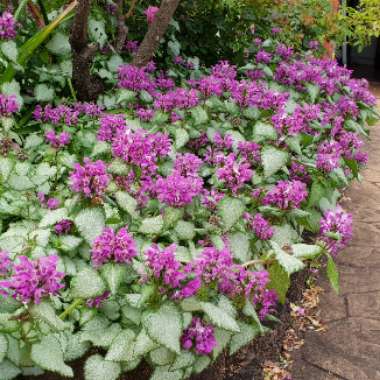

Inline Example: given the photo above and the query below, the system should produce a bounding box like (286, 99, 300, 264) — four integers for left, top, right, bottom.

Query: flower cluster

(0, 94, 19, 116)
(45, 130, 71, 149)
(244, 213, 274, 240)
(0, 256, 64, 304)
(91, 227, 137, 267)
(319, 208, 353, 255)
(70, 158, 110, 198)
(54, 219, 73, 235)
(33, 103, 102, 125)
(38, 192, 60, 209)
(97, 114, 126, 142)
(181, 317, 217, 355)
(263, 180, 308, 209)
(0, 12, 16, 40)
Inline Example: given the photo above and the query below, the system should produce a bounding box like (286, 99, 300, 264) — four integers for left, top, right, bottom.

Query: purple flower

(47, 198, 60, 210)
(316, 141, 342, 173)
(117, 64, 155, 92)
(0, 251, 11, 277)
(201, 189, 224, 210)
(271, 27, 282, 34)
(0, 94, 19, 115)
(97, 114, 126, 142)
(181, 317, 217, 355)
(54, 219, 73, 235)
(155, 173, 203, 207)
(125, 40, 139, 53)
(0, 12, 16, 40)
(153, 88, 199, 111)
(275, 43, 293, 60)
(136, 108, 155, 121)
(0, 256, 64, 304)
(173, 153, 203, 177)
(145, 244, 185, 288)
(256, 50, 272, 64)
(216, 154, 253, 194)
(86, 291, 110, 308)
(308, 40, 320, 50)
(92, 226, 137, 267)
(145, 6, 159, 24)
(70, 158, 110, 198)
(244, 213, 273, 240)
(112, 129, 170, 175)
(45, 130, 71, 149)
(263, 180, 308, 210)
(319, 207, 353, 255)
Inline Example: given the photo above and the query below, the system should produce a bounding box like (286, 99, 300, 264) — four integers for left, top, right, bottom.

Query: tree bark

(115, 0, 128, 53)
(132, 0, 181, 67)
(70, 0, 104, 101)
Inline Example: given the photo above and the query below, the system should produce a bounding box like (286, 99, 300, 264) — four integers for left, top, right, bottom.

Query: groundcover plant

(0, 12, 378, 380)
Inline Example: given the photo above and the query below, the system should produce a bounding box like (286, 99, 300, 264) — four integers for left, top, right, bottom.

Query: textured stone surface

(293, 91, 380, 379)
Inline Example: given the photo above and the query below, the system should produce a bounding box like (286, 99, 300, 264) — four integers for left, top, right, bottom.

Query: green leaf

(34, 83, 55, 102)
(64, 333, 90, 362)
(139, 215, 164, 235)
(7, 174, 34, 191)
(218, 197, 245, 231)
(1, 41, 18, 62)
(228, 232, 250, 262)
(326, 254, 340, 294)
(193, 356, 211, 374)
(174, 220, 195, 240)
(88, 18, 107, 47)
(105, 329, 135, 362)
(271, 224, 298, 247)
(171, 351, 195, 370)
(175, 128, 189, 149)
(143, 304, 182, 353)
(268, 262, 290, 304)
(0, 333, 8, 362)
(101, 263, 127, 294)
(74, 208, 105, 243)
(31, 335, 73, 377)
(150, 347, 175, 366)
(115, 191, 139, 218)
(30, 301, 66, 331)
(191, 106, 208, 125)
(46, 32, 71, 55)
(213, 328, 232, 358)
(39, 208, 68, 228)
(71, 268, 106, 299)
(292, 244, 322, 259)
(60, 235, 83, 252)
(151, 366, 183, 380)
(271, 241, 305, 274)
(84, 354, 121, 380)
(133, 329, 158, 358)
(305, 83, 319, 103)
(230, 322, 261, 355)
(200, 302, 240, 332)
(262, 146, 288, 178)
(252, 121, 277, 142)
(0, 359, 21, 380)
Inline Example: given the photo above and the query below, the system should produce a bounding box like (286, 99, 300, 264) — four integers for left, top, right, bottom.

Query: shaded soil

(19, 271, 307, 380)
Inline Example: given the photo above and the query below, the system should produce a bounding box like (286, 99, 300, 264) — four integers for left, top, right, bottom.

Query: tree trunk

(132, 0, 181, 67)
(70, 0, 104, 101)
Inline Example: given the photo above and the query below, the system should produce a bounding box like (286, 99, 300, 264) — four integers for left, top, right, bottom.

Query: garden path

(293, 84, 380, 380)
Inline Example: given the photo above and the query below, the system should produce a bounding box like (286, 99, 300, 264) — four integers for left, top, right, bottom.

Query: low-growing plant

(0, 19, 378, 380)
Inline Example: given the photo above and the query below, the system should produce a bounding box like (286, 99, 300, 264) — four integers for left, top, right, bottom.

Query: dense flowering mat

(0, 25, 378, 380)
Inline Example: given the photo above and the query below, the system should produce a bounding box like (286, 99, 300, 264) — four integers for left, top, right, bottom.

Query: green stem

(68, 78, 77, 101)
(14, 0, 29, 20)
(59, 298, 83, 320)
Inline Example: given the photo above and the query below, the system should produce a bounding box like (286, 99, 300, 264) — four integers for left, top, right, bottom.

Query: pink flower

(145, 6, 159, 24)
(0, 256, 64, 304)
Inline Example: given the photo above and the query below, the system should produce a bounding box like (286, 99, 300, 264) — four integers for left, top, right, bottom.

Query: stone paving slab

(293, 92, 380, 379)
